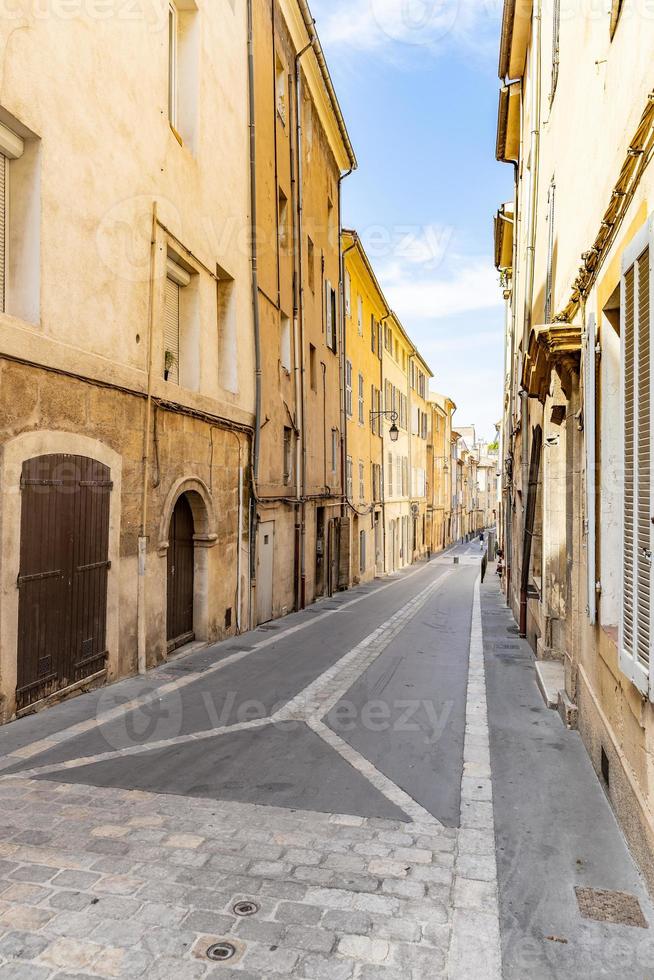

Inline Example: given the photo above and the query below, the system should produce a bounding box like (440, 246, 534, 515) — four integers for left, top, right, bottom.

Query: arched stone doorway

(166, 494, 195, 651)
(159, 477, 217, 653)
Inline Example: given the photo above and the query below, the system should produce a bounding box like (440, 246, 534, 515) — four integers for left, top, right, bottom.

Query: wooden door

(17, 455, 111, 710)
(167, 494, 195, 650)
(256, 521, 274, 624)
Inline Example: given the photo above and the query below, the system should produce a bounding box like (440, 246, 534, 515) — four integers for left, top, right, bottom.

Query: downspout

(137, 200, 158, 676)
(519, 0, 541, 628)
(338, 172, 354, 520)
(294, 39, 314, 610)
(247, 0, 262, 629)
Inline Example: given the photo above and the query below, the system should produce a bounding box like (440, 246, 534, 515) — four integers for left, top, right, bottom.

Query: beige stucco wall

(499, 1, 654, 889)
(0, 4, 254, 717)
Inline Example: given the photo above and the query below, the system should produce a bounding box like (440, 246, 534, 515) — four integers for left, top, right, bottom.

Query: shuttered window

(620, 226, 653, 698)
(0, 152, 6, 312)
(163, 276, 180, 384)
(584, 313, 598, 625)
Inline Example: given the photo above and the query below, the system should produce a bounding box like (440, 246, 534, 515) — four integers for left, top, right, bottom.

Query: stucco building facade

(495, 0, 654, 888)
(0, 3, 255, 721)
(250, 0, 356, 623)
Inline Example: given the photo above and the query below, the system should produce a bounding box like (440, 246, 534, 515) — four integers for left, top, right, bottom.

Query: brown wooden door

(167, 494, 195, 650)
(17, 455, 111, 710)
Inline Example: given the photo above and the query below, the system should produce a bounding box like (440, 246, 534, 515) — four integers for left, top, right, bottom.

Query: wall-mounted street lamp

(370, 410, 399, 442)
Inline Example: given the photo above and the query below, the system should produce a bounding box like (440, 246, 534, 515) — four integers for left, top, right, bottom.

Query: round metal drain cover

(206, 942, 236, 962)
(233, 900, 259, 917)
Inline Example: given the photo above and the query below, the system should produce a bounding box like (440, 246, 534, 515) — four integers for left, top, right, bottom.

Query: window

(163, 255, 193, 385)
(168, 1, 199, 149)
(168, 2, 178, 128)
(372, 463, 381, 501)
(276, 54, 287, 124)
(359, 530, 366, 573)
(619, 223, 654, 700)
(387, 451, 393, 496)
(384, 324, 393, 353)
(216, 264, 237, 394)
(357, 295, 363, 335)
(371, 315, 376, 353)
(402, 457, 408, 497)
(345, 360, 353, 417)
(346, 456, 353, 499)
(396, 456, 401, 497)
(371, 385, 376, 434)
(344, 268, 351, 314)
(308, 237, 315, 293)
(309, 343, 317, 391)
(280, 313, 291, 372)
(551, 0, 561, 101)
(325, 280, 337, 352)
(544, 180, 556, 323)
(331, 429, 339, 474)
(359, 461, 365, 500)
(283, 427, 293, 485)
(610, 0, 624, 38)
(0, 121, 39, 323)
(358, 373, 364, 424)
(278, 189, 289, 251)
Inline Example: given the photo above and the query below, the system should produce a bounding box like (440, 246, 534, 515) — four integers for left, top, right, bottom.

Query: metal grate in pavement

(575, 887, 648, 928)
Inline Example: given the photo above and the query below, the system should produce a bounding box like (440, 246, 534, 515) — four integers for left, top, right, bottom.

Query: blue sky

(311, 0, 511, 442)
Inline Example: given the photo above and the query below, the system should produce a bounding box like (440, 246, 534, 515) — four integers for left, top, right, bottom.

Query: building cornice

(558, 91, 654, 323)
(280, 0, 357, 172)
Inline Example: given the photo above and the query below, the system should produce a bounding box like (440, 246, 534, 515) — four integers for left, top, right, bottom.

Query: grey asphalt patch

(482, 576, 654, 979)
(5, 564, 446, 773)
(325, 567, 476, 827)
(33, 722, 409, 820)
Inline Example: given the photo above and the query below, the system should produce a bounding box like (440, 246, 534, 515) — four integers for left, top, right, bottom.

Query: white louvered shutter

(163, 276, 180, 384)
(585, 313, 597, 624)
(0, 153, 6, 312)
(620, 229, 653, 698)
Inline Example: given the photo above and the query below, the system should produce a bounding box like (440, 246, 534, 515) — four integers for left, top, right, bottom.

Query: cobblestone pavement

(0, 556, 494, 979)
(2, 546, 650, 978)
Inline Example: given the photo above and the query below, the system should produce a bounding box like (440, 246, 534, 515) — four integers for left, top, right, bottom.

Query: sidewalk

(481, 571, 654, 979)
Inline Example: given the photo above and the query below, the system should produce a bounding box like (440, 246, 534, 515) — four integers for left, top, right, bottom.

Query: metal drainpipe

(338, 175, 354, 523)
(519, 0, 541, 629)
(137, 200, 158, 676)
(294, 40, 314, 610)
(246, 0, 262, 629)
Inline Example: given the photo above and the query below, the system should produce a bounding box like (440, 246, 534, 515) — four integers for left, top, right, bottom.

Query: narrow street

(0, 551, 651, 979)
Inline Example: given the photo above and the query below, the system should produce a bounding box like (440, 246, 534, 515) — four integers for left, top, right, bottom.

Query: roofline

(342, 229, 391, 315)
(297, 0, 357, 171)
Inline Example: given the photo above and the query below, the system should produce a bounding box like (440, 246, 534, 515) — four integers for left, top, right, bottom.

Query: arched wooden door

(167, 494, 195, 651)
(17, 454, 111, 710)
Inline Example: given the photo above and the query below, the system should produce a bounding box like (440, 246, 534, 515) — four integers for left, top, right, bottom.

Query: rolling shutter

(620, 226, 653, 698)
(584, 313, 598, 624)
(0, 153, 6, 312)
(163, 276, 180, 384)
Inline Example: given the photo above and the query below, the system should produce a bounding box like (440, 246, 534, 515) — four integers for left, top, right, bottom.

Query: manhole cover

(207, 942, 237, 961)
(233, 900, 258, 917)
(575, 887, 648, 928)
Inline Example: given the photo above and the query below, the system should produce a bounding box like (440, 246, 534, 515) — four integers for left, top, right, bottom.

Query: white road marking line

(0, 559, 444, 769)
(447, 575, 503, 980)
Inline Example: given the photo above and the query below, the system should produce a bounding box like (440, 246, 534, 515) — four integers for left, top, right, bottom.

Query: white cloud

(311, 0, 502, 57)
(380, 255, 503, 320)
